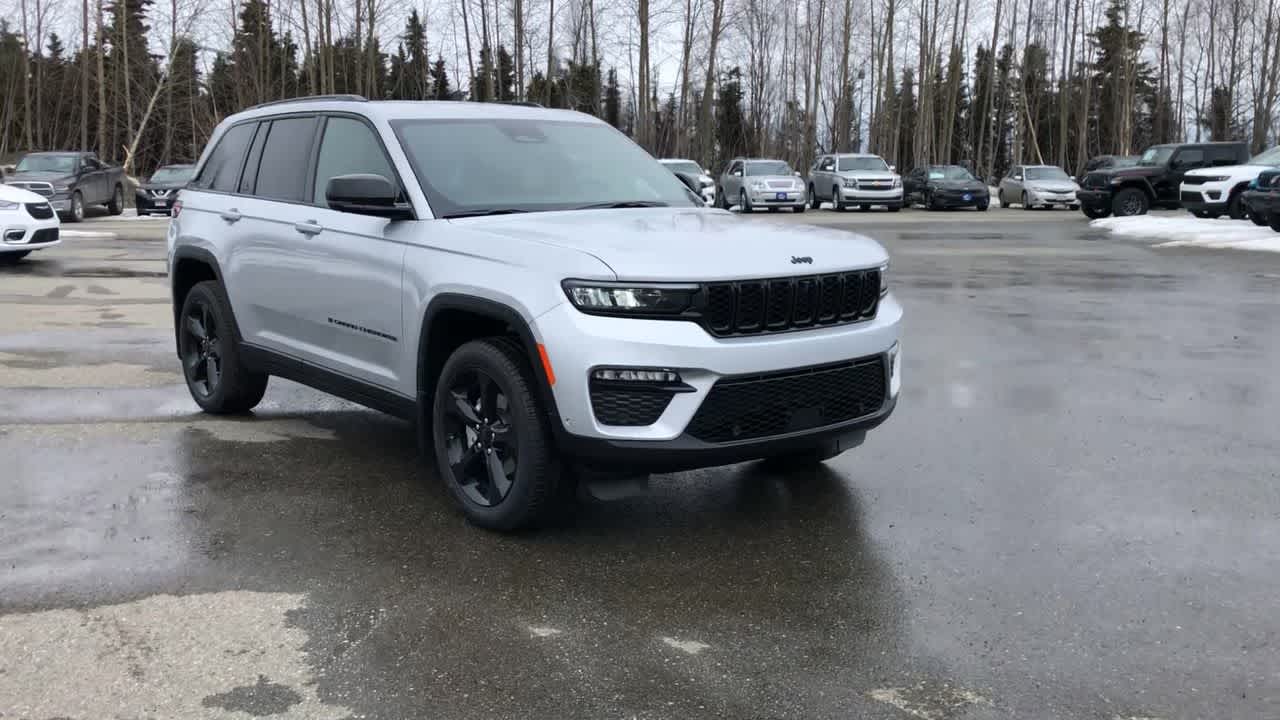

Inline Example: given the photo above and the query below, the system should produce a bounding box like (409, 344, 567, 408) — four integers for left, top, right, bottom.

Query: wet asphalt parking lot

(2, 207, 1278, 720)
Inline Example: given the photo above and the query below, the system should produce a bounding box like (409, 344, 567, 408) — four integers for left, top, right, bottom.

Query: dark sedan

(903, 165, 990, 210)
(1243, 169, 1280, 231)
(135, 164, 194, 216)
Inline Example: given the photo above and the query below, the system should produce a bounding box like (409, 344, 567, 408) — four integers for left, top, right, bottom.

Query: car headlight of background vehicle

(0, 200, 20, 211)
(843, 178, 859, 188)
(1197, 175, 1229, 183)
(563, 280, 698, 317)
(879, 263, 889, 296)
(750, 180, 768, 191)
(892, 177, 903, 188)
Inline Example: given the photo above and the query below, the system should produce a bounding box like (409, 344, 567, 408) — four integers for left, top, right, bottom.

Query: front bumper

(837, 187, 904, 206)
(748, 188, 806, 206)
(1, 211, 60, 252)
(1076, 189, 1112, 211)
(533, 294, 902, 456)
(1243, 190, 1280, 218)
(136, 192, 176, 214)
(1178, 184, 1229, 212)
(1025, 189, 1078, 206)
(930, 191, 988, 208)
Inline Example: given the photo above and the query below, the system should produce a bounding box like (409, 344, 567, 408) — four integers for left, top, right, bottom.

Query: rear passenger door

(234, 113, 410, 392)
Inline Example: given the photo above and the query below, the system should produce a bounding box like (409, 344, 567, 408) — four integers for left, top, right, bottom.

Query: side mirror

(325, 174, 413, 220)
(673, 171, 703, 198)
(889, 165, 896, 173)
(732, 170, 743, 177)
(793, 171, 801, 177)
(1013, 175, 1023, 181)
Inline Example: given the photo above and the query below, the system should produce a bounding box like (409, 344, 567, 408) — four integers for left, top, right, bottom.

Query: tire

(976, 200, 990, 211)
(0, 251, 32, 265)
(793, 204, 805, 213)
(1021, 192, 1032, 210)
(178, 281, 269, 414)
(1082, 205, 1111, 219)
(1190, 209, 1220, 219)
(887, 205, 901, 213)
(808, 185, 821, 210)
(760, 441, 843, 469)
(833, 187, 844, 211)
(1270, 214, 1280, 233)
(924, 190, 937, 210)
(431, 338, 563, 531)
(65, 191, 85, 223)
(998, 189, 1006, 207)
(717, 187, 730, 210)
(739, 189, 752, 213)
(1111, 187, 1149, 216)
(1248, 207, 1268, 226)
(1226, 192, 1246, 220)
(1069, 204, 1080, 211)
(107, 185, 124, 215)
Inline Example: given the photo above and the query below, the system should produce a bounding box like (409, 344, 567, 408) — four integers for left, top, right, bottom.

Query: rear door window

(251, 116, 320, 202)
(194, 122, 257, 193)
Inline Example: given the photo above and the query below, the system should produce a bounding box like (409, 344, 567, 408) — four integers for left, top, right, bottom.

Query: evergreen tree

(715, 67, 748, 166)
(471, 43, 496, 101)
(430, 55, 452, 99)
(1088, 0, 1154, 153)
(496, 45, 516, 101)
(604, 68, 622, 128)
(403, 9, 430, 100)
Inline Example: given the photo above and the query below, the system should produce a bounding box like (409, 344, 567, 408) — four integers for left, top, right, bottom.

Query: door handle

(219, 209, 241, 223)
(294, 220, 323, 236)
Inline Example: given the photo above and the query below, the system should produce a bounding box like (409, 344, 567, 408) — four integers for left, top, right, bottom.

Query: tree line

(1, 0, 1276, 180)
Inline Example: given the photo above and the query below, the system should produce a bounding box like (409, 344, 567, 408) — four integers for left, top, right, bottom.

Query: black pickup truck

(5, 151, 128, 222)
(1076, 142, 1249, 218)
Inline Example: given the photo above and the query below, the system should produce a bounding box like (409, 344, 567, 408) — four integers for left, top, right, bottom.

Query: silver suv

(807, 153, 903, 211)
(167, 96, 902, 530)
(716, 158, 807, 212)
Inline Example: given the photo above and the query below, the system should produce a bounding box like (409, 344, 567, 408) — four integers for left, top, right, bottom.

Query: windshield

(661, 160, 703, 175)
(1025, 167, 1070, 181)
(392, 119, 697, 217)
(1139, 147, 1175, 166)
(746, 160, 794, 176)
(838, 156, 889, 172)
(1249, 146, 1280, 166)
(16, 154, 77, 173)
(927, 166, 974, 181)
(150, 167, 195, 184)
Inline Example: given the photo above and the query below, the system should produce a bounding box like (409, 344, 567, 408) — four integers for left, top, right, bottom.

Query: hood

(449, 207, 889, 281)
(6, 171, 74, 183)
(1185, 164, 1273, 178)
(0, 183, 49, 203)
(141, 182, 187, 191)
(1095, 165, 1161, 180)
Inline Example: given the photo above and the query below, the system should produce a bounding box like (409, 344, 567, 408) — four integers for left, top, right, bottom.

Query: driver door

(1163, 148, 1206, 204)
(721, 160, 745, 204)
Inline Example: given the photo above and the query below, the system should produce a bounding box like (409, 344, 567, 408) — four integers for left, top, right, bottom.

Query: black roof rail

(249, 94, 368, 110)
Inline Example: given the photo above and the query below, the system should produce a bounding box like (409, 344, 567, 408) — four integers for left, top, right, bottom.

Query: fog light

(592, 367, 681, 384)
(4, 230, 24, 242)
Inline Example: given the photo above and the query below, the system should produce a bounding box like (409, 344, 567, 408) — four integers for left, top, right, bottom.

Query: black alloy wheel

(440, 368, 519, 508)
(181, 298, 224, 400)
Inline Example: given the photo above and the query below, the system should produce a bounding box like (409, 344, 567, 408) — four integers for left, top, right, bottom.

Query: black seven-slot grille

(25, 203, 54, 219)
(686, 356, 887, 443)
(703, 268, 880, 336)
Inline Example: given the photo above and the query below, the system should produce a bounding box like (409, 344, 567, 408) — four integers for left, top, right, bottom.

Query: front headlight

(0, 200, 19, 211)
(878, 262, 889, 296)
(1197, 175, 1229, 183)
(843, 178, 858, 188)
(892, 177, 902, 188)
(750, 180, 768, 190)
(563, 280, 698, 317)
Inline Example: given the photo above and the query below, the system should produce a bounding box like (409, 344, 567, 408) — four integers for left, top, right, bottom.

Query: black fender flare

(169, 246, 226, 352)
(416, 294, 564, 435)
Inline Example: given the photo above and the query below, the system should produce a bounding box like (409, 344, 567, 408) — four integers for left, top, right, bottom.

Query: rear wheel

(64, 192, 85, 223)
(0, 251, 32, 265)
(432, 338, 563, 531)
(1112, 187, 1149, 217)
(1082, 205, 1111, 219)
(178, 281, 268, 414)
(107, 185, 124, 215)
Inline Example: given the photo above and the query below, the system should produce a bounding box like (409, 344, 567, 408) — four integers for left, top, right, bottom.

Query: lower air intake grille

(686, 356, 887, 443)
(590, 386, 674, 426)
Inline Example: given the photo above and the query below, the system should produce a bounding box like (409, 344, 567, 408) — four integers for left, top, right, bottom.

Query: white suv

(168, 96, 902, 530)
(1180, 145, 1280, 219)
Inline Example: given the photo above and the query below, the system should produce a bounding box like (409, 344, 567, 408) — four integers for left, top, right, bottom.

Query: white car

(658, 159, 716, 204)
(1180, 146, 1280, 220)
(0, 183, 60, 264)
(997, 165, 1081, 210)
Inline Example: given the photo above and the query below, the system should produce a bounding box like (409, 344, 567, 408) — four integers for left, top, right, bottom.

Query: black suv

(1077, 142, 1250, 218)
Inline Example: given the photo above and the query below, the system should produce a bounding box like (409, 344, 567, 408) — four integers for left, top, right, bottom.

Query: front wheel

(432, 338, 563, 531)
(976, 200, 990, 211)
(1248, 207, 1268, 226)
(178, 281, 268, 414)
(107, 185, 125, 215)
(65, 191, 85, 223)
(808, 185, 821, 210)
(1082, 205, 1111, 219)
(1112, 187, 1150, 217)
(1021, 192, 1033, 210)
(1270, 214, 1280, 233)
(793, 204, 805, 213)
(1226, 193, 1246, 220)
(739, 189, 752, 213)
(887, 205, 901, 213)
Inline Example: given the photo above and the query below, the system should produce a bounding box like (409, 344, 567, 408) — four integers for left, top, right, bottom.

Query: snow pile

(1091, 215, 1280, 254)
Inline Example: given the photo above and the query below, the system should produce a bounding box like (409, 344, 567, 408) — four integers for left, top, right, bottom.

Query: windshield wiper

(442, 208, 531, 219)
(573, 200, 669, 210)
